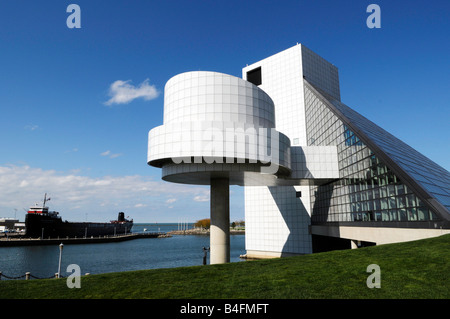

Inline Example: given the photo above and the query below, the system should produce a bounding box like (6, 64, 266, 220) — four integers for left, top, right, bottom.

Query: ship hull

(25, 213, 133, 238)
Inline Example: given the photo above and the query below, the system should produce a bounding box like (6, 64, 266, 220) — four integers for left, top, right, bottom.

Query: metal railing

(0, 271, 64, 280)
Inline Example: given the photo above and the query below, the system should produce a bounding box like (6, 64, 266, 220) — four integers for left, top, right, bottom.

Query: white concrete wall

(245, 185, 312, 255)
(242, 44, 341, 256)
(312, 225, 450, 246)
(243, 44, 307, 145)
(301, 45, 340, 101)
(290, 146, 339, 179)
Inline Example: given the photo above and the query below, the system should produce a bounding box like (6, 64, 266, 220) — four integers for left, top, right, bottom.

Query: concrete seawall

(0, 232, 170, 247)
(168, 229, 245, 236)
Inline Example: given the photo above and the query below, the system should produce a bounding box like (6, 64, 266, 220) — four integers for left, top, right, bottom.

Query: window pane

(408, 208, 417, 221)
(417, 207, 429, 221)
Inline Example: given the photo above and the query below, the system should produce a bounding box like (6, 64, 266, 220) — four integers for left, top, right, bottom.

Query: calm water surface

(0, 224, 246, 280)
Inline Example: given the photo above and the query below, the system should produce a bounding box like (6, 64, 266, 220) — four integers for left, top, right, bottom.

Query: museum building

(148, 44, 450, 261)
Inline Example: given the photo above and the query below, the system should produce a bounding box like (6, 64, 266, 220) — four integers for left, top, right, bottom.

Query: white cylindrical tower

(148, 71, 291, 264)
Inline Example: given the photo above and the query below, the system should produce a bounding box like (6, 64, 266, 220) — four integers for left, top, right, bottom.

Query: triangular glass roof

(304, 80, 450, 222)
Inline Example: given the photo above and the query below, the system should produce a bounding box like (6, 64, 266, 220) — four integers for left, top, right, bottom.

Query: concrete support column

(210, 177, 230, 264)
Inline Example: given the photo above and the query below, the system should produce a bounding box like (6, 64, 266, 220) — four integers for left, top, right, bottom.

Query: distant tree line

(194, 218, 211, 229)
(231, 220, 245, 229)
(194, 219, 245, 229)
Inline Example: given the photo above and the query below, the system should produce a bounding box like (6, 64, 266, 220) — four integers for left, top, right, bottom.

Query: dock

(0, 232, 170, 247)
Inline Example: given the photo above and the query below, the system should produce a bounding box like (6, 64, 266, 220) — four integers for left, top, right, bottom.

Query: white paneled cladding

(148, 71, 291, 185)
(164, 71, 275, 128)
(242, 44, 341, 256)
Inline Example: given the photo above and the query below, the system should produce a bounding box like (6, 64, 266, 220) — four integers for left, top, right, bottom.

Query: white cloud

(0, 165, 210, 222)
(100, 150, 122, 159)
(24, 124, 39, 131)
(192, 189, 210, 202)
(104, 79, 159, 106)
(193, 194, 209, 202)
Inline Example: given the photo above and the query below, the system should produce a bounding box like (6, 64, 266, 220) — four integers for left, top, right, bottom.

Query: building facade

(242, 44, 450, 257)
(148, 43, 450, 262)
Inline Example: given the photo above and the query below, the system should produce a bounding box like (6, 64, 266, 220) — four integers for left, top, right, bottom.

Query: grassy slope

(1, 234, 449, 299)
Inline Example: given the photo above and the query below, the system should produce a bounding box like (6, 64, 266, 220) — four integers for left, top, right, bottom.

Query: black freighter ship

(25, 194, 133, 238)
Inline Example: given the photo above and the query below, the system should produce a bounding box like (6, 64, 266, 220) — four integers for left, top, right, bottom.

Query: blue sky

(0, 0, 449, 223)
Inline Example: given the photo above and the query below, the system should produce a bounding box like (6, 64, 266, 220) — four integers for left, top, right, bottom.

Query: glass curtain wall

(304, 83, 440, 226)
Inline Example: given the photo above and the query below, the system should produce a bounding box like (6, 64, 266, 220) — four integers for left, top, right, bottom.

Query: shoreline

(0, 232, 170, 247)
(167, 228, 245, 235)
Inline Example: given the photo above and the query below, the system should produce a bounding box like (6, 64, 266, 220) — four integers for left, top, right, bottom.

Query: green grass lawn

(1, 234, 449, 299)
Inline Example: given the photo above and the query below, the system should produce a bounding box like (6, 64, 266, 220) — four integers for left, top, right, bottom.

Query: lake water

(0, 223, 246, 280)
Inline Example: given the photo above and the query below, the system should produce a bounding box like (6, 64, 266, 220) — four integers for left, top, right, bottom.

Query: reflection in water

(0, 224, 245, 279)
